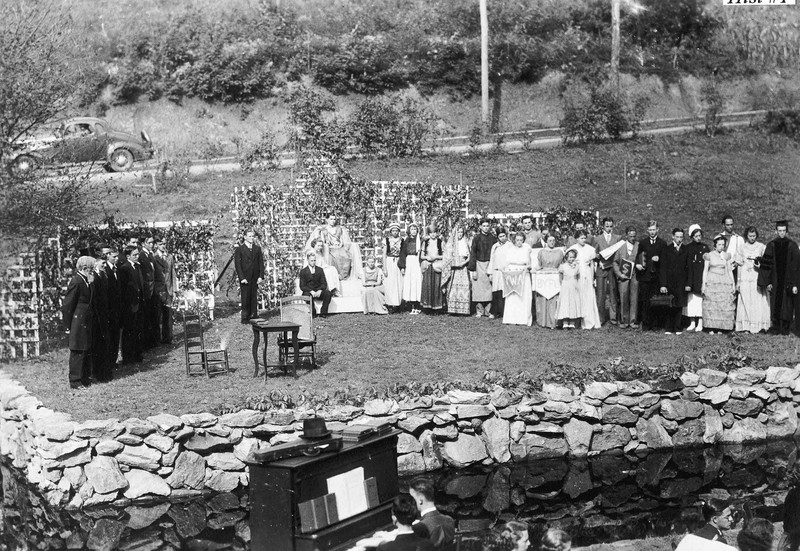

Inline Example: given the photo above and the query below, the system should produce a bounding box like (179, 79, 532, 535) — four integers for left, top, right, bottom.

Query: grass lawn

(5, 309, 800, 421)
(5, 127, 800, 420)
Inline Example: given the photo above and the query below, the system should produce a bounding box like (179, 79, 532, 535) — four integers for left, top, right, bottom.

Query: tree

(0, 0, 92, 166)
(0, 0, 98, 253)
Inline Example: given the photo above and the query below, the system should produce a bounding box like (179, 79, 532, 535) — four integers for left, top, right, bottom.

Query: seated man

(378, 495, 435, 551)
(409, 477, 456, 551)
(299, 251, 332, 317)
(308, 238, 341, 296)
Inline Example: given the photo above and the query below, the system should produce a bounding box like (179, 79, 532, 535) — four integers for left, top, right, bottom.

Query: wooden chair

(278, 295, 317, 368)
(182, 310, 229, 377)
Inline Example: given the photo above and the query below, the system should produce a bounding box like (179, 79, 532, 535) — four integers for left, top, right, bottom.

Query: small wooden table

(250, 319, 301, 380)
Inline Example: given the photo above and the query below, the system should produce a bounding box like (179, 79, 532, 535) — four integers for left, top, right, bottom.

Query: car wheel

(8, 154, 38, 176)
(108, 148, 134, 172)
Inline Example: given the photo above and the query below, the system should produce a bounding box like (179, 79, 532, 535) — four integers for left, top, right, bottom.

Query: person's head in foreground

(482, 521, 530, 551)
(540, 528, 571, 551)
(737, 517, 774, 551)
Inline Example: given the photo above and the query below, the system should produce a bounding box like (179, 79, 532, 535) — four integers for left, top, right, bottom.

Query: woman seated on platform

(441, 224, 471, 315)
(306, 213, 362, 281)
(502, 232, 533, 326)
(359, 255, 388, 315)
(420, 222, 445, 313)
(307, 238, 340, 296)
(535, 234, 564, 329)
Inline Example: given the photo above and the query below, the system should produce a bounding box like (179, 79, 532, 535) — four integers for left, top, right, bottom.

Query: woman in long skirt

(567, 230, 600, 329)
(535, 234, 564, 328)
(735, 226, 771, 333)
(702, 235, 736, 332)
(360, 255, 388, 314)
(420, 223, 444, 312)
(557, 249, 581, 329)
(502, 233, 533, 326)
(398, 223, 423, 314)
(441, 225, 471, 315)
(382, 223, 404, 311)
(487, 227, 511, 318)
(684, 224, 709, 332)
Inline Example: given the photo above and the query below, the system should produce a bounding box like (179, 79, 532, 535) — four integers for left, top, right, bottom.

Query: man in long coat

(591, 217, 622, 325)
(758, 221, 800, 335)
(102, 246, 121, 367)
(90, 256, 111, 382)
(118, 247, 143, 363)
(153, 237, 177, 343)
(62, 256, 95, 389)
(234, 229, 265, 323)
(637, 220, 668, 330)
(659, 228, 689, 334)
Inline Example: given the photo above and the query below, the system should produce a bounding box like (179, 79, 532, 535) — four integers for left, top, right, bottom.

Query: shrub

(763, 110, 800, 141)
(349, 96, 435, 158)
(560, 85, 650, 145)
(236, 130, 281, 172)
(700, 79, 726, 137)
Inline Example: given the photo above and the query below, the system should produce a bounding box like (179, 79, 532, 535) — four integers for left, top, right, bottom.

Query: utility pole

(480, 0, 489, 129)
(611, 0, 620, 91)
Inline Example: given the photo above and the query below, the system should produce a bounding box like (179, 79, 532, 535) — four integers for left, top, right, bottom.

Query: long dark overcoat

(62, 274, 93, 351)
(659, 243, 690, 307)
(684, 240, 710, 293)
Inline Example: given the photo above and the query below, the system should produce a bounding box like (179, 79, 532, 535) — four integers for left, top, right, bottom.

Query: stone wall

(1, 365, 799, 508)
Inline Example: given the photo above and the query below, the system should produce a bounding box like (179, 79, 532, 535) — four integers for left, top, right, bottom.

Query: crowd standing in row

(62, 236, 176, 390)
(290, 214, 799, 336)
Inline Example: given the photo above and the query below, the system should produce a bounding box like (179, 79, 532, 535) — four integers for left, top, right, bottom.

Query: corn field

(713, 5, 800, 67)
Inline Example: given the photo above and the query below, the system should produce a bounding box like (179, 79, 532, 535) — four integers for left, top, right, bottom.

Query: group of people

(62, 236, 176, 390)
(356, 214, 800, 334)
(373, 477, 569, 551)
(676, 495, 797, 551)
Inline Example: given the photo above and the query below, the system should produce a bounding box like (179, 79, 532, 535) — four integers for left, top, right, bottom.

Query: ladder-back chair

(182, 310, 229, 377)
(278, 295, 317, 368)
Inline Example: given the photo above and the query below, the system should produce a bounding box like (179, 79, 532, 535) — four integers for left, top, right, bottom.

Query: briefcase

(650, 294, 674, 308)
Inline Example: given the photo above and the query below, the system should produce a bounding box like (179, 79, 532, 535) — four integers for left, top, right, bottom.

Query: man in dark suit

(234, 229, 265, 323)
(637, 220, 668, 330)
(409, 477, 456, 551)
(102, 245, 121, 367)
(659, 228, 689, 334)
(90, 255, 111, 382)
(299, 251, 332, 317)
(118, 247, 143, 364)
(377, 495, 435, 551)
(590, 217, 622, 325)
(153, 237, 177, 343)
(62, 256, 95, 389)
(140, 235, 159, 348)
(758, 220, 800, 335)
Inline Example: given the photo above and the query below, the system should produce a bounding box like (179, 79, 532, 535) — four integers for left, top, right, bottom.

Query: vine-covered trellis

(230, 158, 471, 309)
(0, 220, 217, 360)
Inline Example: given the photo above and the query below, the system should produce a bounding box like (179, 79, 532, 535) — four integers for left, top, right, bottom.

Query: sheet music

(327, 467, 368, 520)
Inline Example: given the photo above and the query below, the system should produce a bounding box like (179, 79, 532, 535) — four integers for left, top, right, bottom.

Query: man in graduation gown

(637, 220, 668, 331)
(102, 246, 122, 368)
(469, 220, 497, 318)
(757, 220, 800, 335)
(118, 246, 144, 363)
(659, 228, 689, 334)
(234, 229, 265, 323)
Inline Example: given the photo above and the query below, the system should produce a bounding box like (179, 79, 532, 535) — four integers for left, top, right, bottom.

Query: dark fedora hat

(300, 417, 331, 439)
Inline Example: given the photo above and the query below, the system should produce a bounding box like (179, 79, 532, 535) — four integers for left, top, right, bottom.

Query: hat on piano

(300, 417, 332, 439)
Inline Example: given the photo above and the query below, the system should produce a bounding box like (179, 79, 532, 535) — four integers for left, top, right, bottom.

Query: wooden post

(623, 158, 627, 193)
(611, 0, 620, 92)
(480, 0, 489, 128)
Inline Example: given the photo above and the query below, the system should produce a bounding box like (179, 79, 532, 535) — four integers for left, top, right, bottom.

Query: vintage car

(6, 117, 154, 175)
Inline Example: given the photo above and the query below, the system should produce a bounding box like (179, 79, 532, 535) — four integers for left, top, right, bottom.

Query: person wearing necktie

(62, 256, 96, 390)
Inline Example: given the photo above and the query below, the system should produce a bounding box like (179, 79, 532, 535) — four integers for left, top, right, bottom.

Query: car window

(64, 123, 93, 137)
(94, 122, 105, 133)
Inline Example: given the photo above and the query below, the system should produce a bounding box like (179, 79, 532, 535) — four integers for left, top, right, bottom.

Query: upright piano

(248, 430, 401, 551)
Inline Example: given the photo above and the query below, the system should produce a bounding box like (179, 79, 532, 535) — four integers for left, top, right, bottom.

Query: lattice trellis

(230, 170, 471, 310)
(0, 221, 216, 360)
(1, 254, 41, 360)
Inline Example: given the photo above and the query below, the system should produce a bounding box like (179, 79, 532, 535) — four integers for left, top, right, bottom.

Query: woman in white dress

(398, 223, 423, 314)
(735, 226, 771, 333)
(567, 230, 600, 329)
(307, 214, 362, 281)
(502, 233, 533, 326)
(382, 223, 404, 311)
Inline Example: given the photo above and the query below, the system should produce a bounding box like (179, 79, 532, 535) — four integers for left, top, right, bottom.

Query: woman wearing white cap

(382, 223, 404, 311)
(684, 224, 710, 331)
